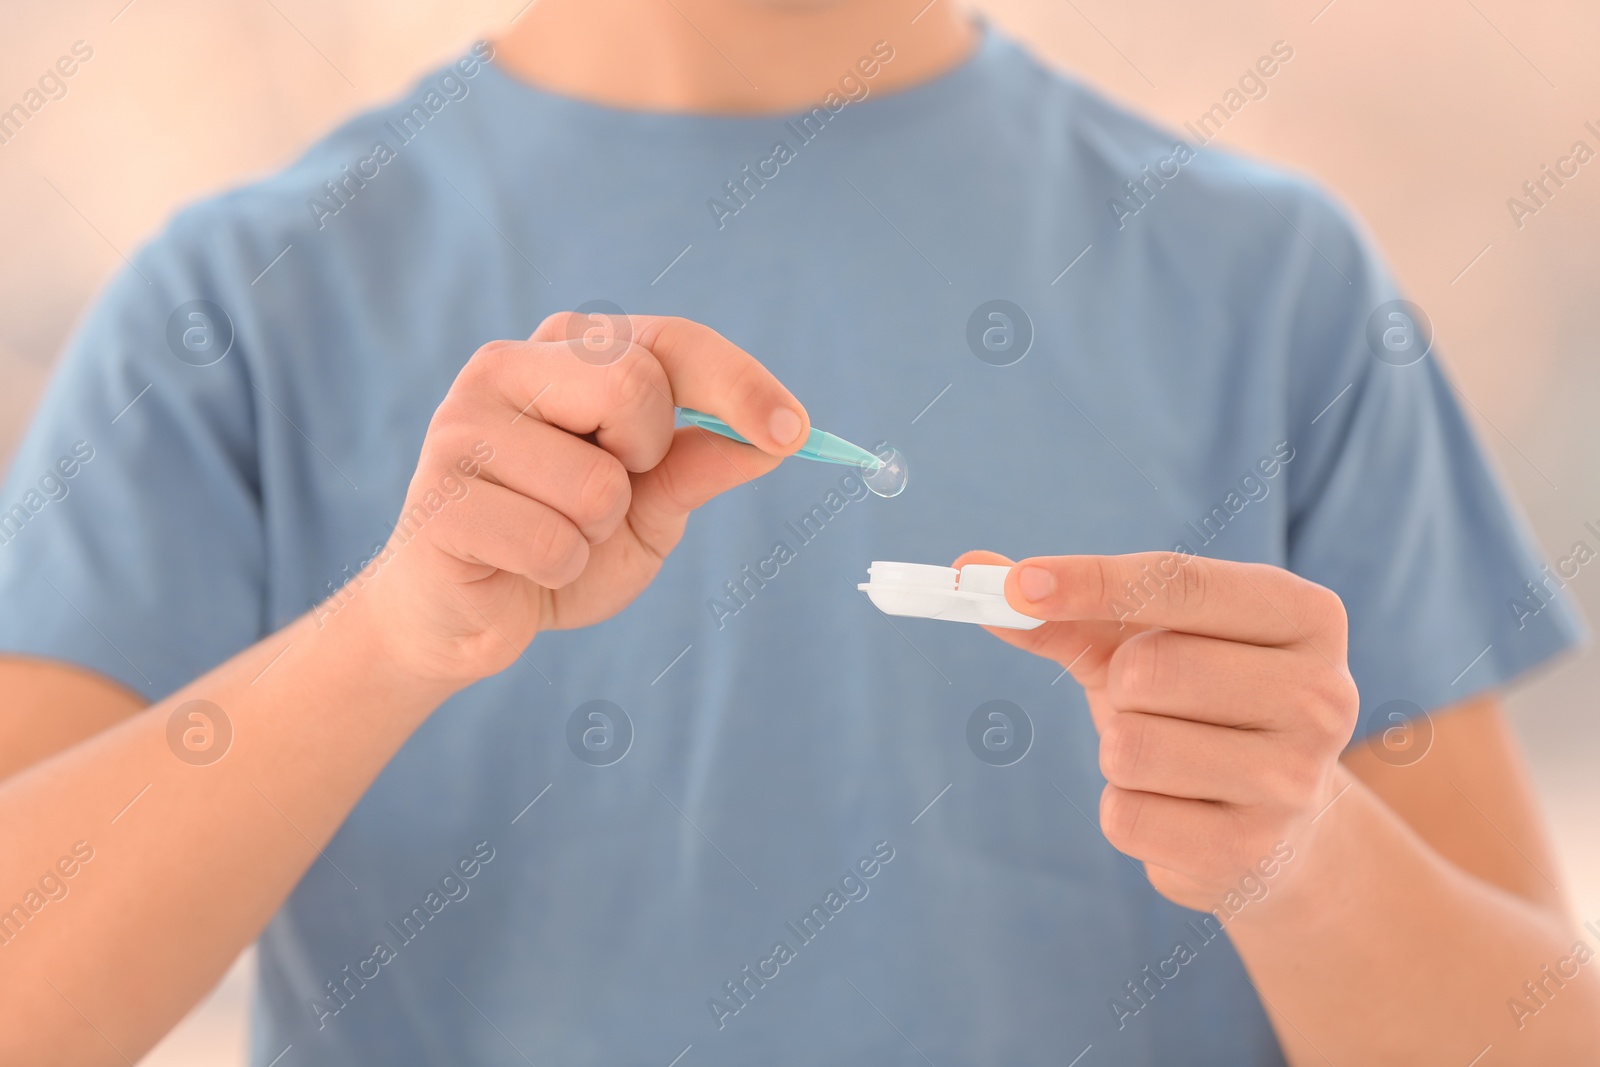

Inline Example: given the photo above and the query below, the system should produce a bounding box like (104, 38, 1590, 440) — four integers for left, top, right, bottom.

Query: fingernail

(1018, 566, 1056, 602)
(768, 407, 803, 446)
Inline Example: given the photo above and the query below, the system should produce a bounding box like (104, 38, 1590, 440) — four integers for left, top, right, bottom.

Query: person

(0, 1, 1594, 1063)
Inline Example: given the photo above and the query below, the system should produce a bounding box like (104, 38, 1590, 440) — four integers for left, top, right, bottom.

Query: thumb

(952, 550, 1125, 679)
(627, 425, 784, 557)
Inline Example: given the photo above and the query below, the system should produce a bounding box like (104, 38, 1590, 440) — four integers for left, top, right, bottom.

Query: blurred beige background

(3, 1, 1596, 1062)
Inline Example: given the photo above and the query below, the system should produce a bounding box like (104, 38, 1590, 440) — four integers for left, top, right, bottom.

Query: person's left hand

(953, 549, 1360, 913)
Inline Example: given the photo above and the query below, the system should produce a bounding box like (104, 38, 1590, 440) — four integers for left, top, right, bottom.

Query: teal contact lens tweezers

(677, 407, 884, 469)
(677, 406, 909, 497)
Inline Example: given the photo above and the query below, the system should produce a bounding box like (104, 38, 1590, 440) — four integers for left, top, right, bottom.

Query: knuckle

(662, 315, 711, 345)
(1313, 583, 1348, 627)
(1081, 557, 1114, 614)
(1099, 786, 1143, 851)
(527, 511, 583, 575)
(418, 428, 474, 477)
(531, 311, 578, 342)
(1279, 574, 1349, 644)
(1099, 713, 1148, 785)
(550, 539, 590, 586)
(1335, 672, 1360, 727)
(426, 389, 467, 430)
(1313, 670, 1361, 741)
(469, 338, 522, 376)
(574, 454, 630, 529)
(523, 510, 562, 566)
(648, 450, 693, 514)
(1298, 579, 1347, 630)
(635, 314, 696, 354)
(1291, 660, 1359, 742)
(463, 339, 549, 406)
(608, 345, 666, 411)
(1114, 633, 1166, 706)
(721, 357, 777, 416)
(1169, 557, 1211, 614)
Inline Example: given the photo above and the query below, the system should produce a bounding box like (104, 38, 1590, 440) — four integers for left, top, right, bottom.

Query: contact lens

(862, 444, 908, 498)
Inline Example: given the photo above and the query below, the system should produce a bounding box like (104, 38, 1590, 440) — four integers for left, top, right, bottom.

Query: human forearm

(967, 552, 1596, 1064)
(0, 658, 145, 780)
(0, 316, 810, 1064)
(0, 596, 460, 1065)
(1227, 766, 1600, 1066)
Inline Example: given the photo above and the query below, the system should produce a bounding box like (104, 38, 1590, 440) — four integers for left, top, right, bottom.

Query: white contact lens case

(857, 561, 1044, 630)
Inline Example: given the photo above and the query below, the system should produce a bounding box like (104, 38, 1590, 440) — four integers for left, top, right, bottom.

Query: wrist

(316, 581, 471, 709)
(1226, 765, 1365, 936)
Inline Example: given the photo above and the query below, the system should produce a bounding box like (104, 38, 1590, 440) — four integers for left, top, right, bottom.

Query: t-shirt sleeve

(0, 231, 266, 701)
(1278, 186, 1584, 743)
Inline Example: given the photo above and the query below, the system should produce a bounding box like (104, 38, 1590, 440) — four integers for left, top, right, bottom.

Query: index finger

(535, 313, 810, 457)
(1004, 551, 1346, 649)
(632, 316, 810, 455)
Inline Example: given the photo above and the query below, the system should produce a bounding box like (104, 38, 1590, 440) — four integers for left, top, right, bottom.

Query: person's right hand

(348, 313, 809, 685)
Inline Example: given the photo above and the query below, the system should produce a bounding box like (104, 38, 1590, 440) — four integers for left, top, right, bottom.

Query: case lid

(857, 561, 1045, 630)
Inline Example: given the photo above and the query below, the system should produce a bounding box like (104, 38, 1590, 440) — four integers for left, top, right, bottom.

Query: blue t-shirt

(0, 29, 1581, 1067)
